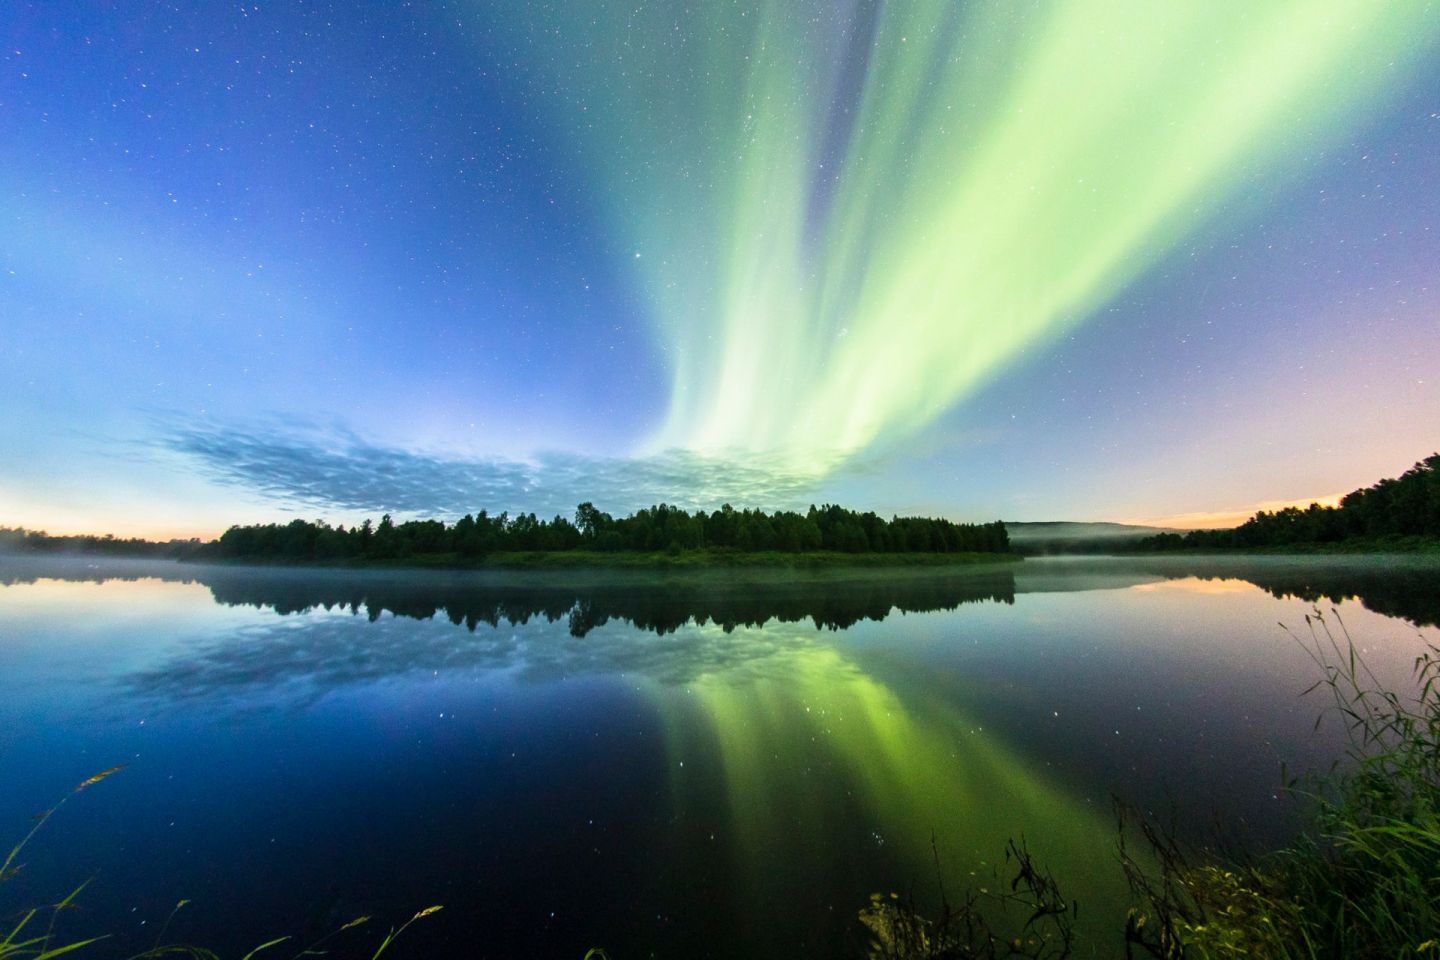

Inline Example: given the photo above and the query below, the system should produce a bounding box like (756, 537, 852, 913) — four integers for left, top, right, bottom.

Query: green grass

(2, 767, 121, 960)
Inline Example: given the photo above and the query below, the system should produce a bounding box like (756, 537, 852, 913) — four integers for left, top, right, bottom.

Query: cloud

(158, 416, 823, 518)
(121, 613, 827, 707)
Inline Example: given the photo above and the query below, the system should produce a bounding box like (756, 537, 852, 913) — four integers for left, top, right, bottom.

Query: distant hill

(1003, 521, 1185, 554)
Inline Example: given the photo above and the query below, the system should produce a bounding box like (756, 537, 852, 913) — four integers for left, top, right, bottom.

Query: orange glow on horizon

(1130, 577, 1260, 595)
(0, 515, 220, 543)
(1115, 492, 1347, 531)
(1, 491, 1356, 542)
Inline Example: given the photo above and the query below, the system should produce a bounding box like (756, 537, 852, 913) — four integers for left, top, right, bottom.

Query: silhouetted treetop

(1137, 453, 1440, 551)
(193, 503, 1011, 562)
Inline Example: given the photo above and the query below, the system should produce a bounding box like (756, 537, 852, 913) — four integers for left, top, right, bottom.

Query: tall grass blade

(34, 937, 106, 960)
(239, 937, 291, 960)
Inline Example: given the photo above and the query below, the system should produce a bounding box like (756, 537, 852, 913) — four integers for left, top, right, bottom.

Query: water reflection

(4, 557, 1136, 951)
(6, 553, 1435, 633)
(658, 635, 1130, 928)
(212, 569, 1018, 636)
(1169, 558, 1440, 628)
(113, 563, 1128, 916)
(123, 609, 837, 702)
(1009, 555, 1440, 628)
(76, 563, 1014, 704)
(4, 554, 1439, 958)
(0, 559, 1015, 635)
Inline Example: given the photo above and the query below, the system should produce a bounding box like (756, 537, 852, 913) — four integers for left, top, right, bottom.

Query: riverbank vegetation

(1137, 453, 1440, 553)
(193, 503, 1012, 565)
(1120, 610, 1439, 958)
(862, 609, 1440, 959)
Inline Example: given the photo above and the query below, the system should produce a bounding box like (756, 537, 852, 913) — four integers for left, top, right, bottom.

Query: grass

(860, 609, 1440, 959)
(1116, 609, 1439, 959)
(0, 772, 442, 960)
(858, 837, 1077, 959)
(1, 766, 125, 960)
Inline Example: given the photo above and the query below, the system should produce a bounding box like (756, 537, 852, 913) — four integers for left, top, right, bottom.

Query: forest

(1137, 453, 1440, 551)
(193, 502, 1011, 562)
(0, 527, 200, 557)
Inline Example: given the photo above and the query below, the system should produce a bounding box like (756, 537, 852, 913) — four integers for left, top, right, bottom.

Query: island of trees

(188, 503, 1012, 566)
(0, 527, 200, 558)
(1137, 453, 1440, 552)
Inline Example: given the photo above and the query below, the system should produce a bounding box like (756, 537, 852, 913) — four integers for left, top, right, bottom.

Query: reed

(1, 766, 125, 960)
(858, 836, 1077, 959)
(863, 609, 1440, 959)
(1120, 611, 1438, 958)
(0, 770, 441, 960)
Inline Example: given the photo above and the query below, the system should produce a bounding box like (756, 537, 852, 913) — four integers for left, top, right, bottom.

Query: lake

(3, 554, 1438, 958)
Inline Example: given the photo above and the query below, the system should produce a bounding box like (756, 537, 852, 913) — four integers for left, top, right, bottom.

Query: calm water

(3, 555, 1439, 958)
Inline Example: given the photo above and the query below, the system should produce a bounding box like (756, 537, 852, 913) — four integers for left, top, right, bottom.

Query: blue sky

(2, 1, 1437, 537)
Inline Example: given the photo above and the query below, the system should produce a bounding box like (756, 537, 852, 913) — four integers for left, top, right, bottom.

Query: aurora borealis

(521, 0, 1437, 469)
(2, 1, 1438, 534)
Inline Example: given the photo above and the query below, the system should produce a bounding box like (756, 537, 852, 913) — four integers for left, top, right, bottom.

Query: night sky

(3, 1, 1438, 538)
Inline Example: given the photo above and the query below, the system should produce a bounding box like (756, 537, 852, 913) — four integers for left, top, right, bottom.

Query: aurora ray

(647, 625, 1136, 938)
(487, 0, 1437, 477)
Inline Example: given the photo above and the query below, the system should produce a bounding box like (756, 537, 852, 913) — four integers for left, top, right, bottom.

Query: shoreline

(1124, 536, 1440, 557)
(178, 548, 1025, 573)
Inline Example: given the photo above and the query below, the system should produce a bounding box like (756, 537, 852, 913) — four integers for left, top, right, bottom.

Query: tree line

(1137, 453, 1440, 550)
(196, 502, 1011, 562)
(0, 526, 200, 557)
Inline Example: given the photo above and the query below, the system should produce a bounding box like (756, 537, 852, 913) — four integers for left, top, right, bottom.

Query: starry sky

(2, 0, 1438, 538)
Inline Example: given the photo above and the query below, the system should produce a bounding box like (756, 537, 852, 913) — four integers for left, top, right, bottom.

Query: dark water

(3, 555, 1438, 958)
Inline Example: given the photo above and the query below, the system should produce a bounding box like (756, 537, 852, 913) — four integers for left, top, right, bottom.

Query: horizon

(0, 489, 1360, 542)
(4, 2, 1438, 538)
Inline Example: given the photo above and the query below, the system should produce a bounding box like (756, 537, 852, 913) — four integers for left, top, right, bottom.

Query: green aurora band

(493, 0, 1436, 477)
(646, 623, 1132, 935)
